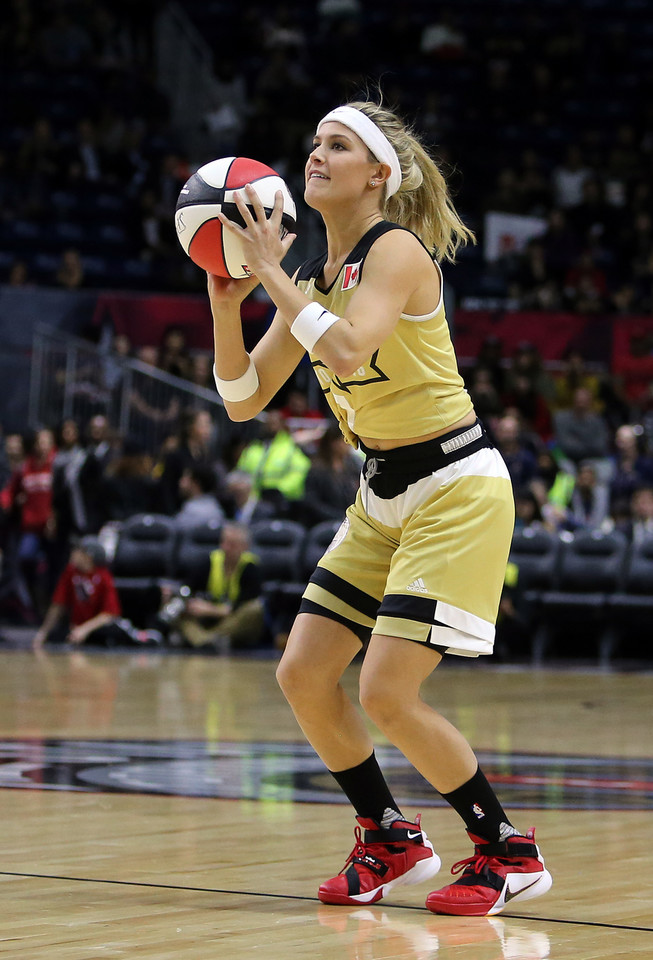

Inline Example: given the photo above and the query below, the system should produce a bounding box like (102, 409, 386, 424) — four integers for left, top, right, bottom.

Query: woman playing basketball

(207, 100, 552, 916)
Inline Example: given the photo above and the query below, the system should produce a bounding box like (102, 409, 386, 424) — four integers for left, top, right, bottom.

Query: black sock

(330, 751, 403, 824)
(441, 765, 517, 842)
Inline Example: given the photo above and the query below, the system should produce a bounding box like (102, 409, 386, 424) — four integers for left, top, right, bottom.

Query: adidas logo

(406, 577, 428, 593)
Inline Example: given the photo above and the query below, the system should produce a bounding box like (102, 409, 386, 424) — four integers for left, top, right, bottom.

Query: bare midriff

(358, 409, 477, 451)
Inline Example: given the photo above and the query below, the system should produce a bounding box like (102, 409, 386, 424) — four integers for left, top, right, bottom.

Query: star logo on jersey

(342, 260, 362, 290)
(312, 349, 389, 393)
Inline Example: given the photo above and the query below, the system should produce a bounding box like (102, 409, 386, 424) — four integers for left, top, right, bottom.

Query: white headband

(316, 106, 402, 198)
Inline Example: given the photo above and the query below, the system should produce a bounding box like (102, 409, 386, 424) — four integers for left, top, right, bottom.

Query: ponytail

(347, 100, 475, 262)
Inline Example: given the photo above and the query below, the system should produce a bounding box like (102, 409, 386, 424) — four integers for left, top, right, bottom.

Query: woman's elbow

(223, 400, 260, 422)
(326, 349, 361, 380)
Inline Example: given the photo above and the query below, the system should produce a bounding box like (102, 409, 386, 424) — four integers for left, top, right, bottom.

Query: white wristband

(213, 356, 259, 402)
(290, 301, 340, 353)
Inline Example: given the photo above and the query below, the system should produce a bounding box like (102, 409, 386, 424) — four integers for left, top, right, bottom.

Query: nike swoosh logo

(406, 831, 422, 840)
(505, 877, 540, 902)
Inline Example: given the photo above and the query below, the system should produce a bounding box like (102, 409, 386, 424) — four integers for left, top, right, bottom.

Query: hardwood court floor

(0, 647, 651, 959)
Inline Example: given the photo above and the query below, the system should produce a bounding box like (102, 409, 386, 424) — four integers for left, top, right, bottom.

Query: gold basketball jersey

(295, 221, 473, 446)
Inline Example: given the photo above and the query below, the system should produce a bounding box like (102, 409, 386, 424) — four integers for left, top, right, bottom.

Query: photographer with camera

(157, 522, 265, 651)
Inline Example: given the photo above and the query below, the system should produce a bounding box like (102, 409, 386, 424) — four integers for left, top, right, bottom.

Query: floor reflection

(316, 905, 551, 960)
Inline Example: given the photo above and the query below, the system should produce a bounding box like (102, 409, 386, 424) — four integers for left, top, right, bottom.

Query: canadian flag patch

(342, 260, 362, 290)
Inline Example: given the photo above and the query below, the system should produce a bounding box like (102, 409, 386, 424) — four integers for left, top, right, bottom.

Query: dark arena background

(0, 2, 652, 957)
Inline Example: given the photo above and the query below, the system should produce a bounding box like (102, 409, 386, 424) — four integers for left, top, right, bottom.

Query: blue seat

(605, 535, 653, 664)
(112, 514, 178, 590)
(535, 530, 628, 664)
(172, 520, 223, 587)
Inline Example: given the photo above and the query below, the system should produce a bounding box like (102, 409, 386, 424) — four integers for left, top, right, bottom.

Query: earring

(370, 180, 377, 187)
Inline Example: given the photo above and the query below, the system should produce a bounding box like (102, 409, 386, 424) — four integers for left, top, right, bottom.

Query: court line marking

(0, 871, 652, 934)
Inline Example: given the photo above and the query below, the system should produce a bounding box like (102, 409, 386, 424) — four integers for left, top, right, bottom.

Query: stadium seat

(299, 519, 342, 581)
(269, 518, 343, 626)
(604, 535, 653, 665)
(534, 529, 629, 665)
(249, 519, 306, 584)
(111, 513, 178, 590)
(508, 527, 562, 604)
(172, 520, 223, 588)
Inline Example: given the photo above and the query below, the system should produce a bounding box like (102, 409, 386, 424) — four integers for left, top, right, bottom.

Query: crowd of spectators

(2, 332, 653, 643)
(1, 0, 652, 308)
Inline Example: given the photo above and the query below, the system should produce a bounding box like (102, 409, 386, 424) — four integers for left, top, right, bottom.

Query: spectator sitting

(301, 425, 361, 525)
(553, 350, 602, 411)
(55, 248, 85, 290)
(32, 536, 161, 649)
(563, 250, 609, 314)
(553, 386, 610, 470)
(100, 439, 158, 524)
(623, 485, 653, 543)
(466, 367, 503, 422)
(493, 413, 539, 489)
(158, 409, 220, 514)
(513, 487, 546, 533)
(236, 409, 311, 515)
(156, 522, 265, 650)
(159, 324, 192, 380)
(609, 424, 653, 505)
(471, 334, 505, 395)
(530, 449, 575, 513)
(222, 469, 277, 524)
(551, 144, 592, 210)
(567, 461, 610, 530)
(173, 464, 225, 530)
(188, 352, 215, 392)
(502, 373, 553, 443)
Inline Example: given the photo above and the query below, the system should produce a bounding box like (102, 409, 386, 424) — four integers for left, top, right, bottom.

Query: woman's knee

(275, 654, 303, 702)
(276, 653, 328, 710)
(359, 672, 414, 731)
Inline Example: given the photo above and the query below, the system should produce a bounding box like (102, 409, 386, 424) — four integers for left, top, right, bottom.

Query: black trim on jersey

(311, 349, 390, 393)
(307, 567, 380, 620)
(294, 221, 411, 294)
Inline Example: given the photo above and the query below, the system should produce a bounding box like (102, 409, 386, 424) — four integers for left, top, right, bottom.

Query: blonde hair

(347, 100, 475, 262)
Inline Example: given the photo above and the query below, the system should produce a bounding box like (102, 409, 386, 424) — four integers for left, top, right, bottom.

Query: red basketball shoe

(318, 814, 441, 906)
(425, 828, 552, 917)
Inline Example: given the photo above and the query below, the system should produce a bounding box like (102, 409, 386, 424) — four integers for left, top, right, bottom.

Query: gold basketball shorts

(299, 420, 515, 657)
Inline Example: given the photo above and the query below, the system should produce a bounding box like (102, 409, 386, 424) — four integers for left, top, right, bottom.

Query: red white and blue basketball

(174, 157, 296, 279)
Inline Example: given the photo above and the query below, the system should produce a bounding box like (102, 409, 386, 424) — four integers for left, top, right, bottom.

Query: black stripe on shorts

(379, 593, 452, 630)
(298, 599, 371, 644)
(308, 567, 380, 621)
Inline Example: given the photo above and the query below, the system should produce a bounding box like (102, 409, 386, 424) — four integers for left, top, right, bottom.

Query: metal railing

(29, 325, 260, 454)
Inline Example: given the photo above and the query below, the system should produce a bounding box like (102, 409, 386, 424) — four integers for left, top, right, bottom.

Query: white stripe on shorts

(361, 447, 511, 527)
(434, 598, 495, 642)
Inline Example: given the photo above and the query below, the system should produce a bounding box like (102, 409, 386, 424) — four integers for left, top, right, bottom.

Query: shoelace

(348, 825, 366, 863)
(451, 852, 492, 877)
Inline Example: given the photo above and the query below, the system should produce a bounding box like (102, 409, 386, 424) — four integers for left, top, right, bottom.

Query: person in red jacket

(1, 428, 57, 617)
(32, 536, 161, 649)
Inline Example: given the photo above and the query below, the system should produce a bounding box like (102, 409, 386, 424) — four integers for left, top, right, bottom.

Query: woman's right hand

(207, 271, 260, 307)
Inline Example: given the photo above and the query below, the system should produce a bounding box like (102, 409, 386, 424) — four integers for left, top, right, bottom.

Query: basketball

(174, 157, 297, 279)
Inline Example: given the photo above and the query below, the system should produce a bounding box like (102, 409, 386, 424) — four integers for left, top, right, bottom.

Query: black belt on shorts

(359, 418, 493, 500)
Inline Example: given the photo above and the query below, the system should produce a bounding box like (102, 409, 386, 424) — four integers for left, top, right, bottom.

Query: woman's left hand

(218, 185, 296, 278)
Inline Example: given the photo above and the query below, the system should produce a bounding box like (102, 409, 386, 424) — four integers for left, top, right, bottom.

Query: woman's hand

(218, 186, 296, 280)
(206, 271, 259, 307)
